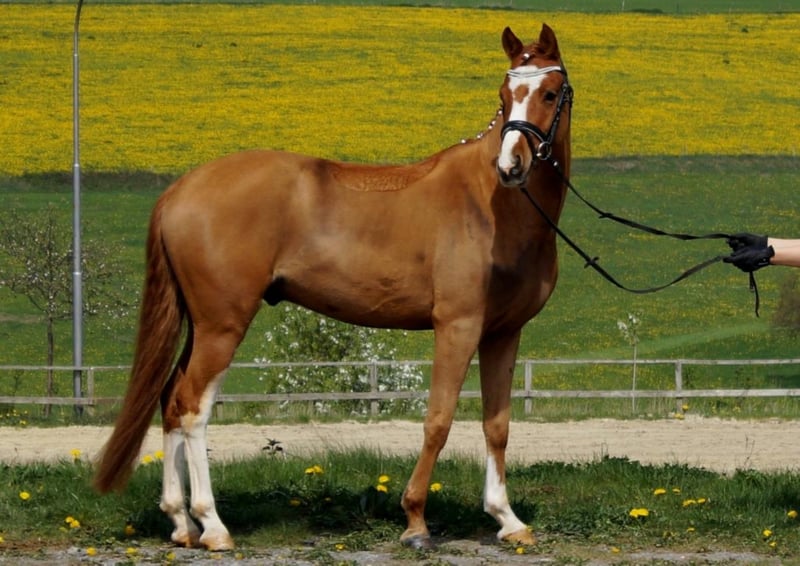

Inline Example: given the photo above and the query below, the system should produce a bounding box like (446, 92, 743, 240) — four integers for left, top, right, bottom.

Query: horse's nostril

(510, 156, 523, 176)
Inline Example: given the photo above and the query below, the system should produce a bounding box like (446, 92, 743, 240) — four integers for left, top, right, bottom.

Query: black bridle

(499, 65, 760, 314)
(500, 67, 574, 162)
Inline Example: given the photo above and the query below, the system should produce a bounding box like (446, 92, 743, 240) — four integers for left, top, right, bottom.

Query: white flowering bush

(256, 304, 425, 416)
(617, 312, 642, 412)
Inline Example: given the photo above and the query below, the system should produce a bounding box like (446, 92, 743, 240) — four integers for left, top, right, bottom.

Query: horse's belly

(277, 264, 434, 331)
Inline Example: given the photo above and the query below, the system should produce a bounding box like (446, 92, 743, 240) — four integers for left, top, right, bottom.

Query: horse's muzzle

(496, 157, 529, 188)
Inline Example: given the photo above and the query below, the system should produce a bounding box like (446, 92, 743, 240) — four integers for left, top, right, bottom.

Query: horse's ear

(537, 23, 560, 59)
(502, 27, 524, 60)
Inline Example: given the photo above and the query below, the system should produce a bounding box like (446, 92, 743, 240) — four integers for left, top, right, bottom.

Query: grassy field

(1, 448, 799, 561)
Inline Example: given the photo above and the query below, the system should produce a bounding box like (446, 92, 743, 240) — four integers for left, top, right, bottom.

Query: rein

(498, 64, 760, 314)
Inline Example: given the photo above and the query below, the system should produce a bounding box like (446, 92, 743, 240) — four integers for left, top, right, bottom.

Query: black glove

(724, 234, 774, 273)
(726, 233, 767, 253)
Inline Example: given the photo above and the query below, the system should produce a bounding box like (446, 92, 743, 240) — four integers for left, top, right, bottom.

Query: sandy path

(1, 417, 798, 473)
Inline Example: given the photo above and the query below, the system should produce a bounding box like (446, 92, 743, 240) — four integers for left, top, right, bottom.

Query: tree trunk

(44, 316, 55, 418)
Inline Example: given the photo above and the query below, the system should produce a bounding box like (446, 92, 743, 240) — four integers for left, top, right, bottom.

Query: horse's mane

(329, 159, 438, 192)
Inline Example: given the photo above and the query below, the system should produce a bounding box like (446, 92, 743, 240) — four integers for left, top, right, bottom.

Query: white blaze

(497, 65, 562, 174)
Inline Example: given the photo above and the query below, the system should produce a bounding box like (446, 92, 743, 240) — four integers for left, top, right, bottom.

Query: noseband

(500, 65, 573, 161)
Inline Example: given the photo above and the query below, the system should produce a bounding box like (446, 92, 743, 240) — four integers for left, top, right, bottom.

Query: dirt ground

(1, 418, 798, 565)
(2, 417, 798, 473)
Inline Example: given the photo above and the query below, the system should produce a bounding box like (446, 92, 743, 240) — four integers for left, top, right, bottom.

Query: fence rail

(2, 358, 800, 416)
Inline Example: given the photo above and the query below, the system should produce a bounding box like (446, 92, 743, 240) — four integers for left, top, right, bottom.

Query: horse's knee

(422, 419, 451, 451)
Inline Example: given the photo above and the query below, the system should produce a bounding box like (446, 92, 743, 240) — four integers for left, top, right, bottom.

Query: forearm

(767, 238, 800, 267)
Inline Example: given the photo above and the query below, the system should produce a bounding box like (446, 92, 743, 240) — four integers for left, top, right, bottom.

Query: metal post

(72, 0, 85, 416)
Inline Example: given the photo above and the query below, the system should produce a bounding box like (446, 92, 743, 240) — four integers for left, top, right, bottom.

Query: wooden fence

(2, 358, 800, 416)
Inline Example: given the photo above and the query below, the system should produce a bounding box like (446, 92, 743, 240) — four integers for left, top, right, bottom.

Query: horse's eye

(544, 90, 558, 103)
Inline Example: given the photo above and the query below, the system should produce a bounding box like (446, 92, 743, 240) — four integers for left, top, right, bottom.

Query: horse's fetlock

(160, 498, 185, 516)
(190, 500, 214, 519)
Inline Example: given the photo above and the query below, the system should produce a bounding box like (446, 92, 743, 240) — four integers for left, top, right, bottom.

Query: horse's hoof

(502, 527, 536, 546)
(199, 530, 235, 551)
(171, 528, 201, 548)
(401, 534, 434, 550)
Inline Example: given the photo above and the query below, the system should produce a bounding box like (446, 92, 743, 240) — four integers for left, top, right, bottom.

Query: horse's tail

(94, 198, 184, 493)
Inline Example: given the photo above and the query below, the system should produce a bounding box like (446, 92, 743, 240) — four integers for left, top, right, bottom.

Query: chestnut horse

(94, 23, 572, 551)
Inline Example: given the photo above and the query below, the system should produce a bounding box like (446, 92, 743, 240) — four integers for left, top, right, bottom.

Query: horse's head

(496, 24, 573, 188)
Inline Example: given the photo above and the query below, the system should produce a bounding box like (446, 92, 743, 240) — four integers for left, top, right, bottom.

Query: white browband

(506, 65, 564, 79)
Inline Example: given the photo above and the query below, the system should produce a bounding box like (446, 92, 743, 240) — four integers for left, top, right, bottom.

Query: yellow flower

(652, 488, 667, 496)
(672, 487, 681, 494)
(0, 535, 4, 544)
(19, 491, 30, 501)
(334, 543, 345, 551)
(141, 454, 154, 465)
(682, 499, 697, 507)
(515, 546, 525, 555)
(769, 540, 778, 549)
(788, 510, 798, 519)
(681, 403, 690, 412)
(65, 516, 75, 525)
(376, 484, 388, 493)
(629, 507, 649, 519)
(429, 482, 442, 493)
(289, 498, 302, 507)
(86, 547, 96, 556)
(70, 449, 82, 461)
(378, 474, 390, 484)
(166, 551, 176, 561)
(611, 546, 620, 553)
(126, 547, 137, 556)
(125, 524, 136, 536)
(154, 450, 165, 460)
(304, 464, 324, 475)
(70, 519, 81, 529)
(697, 498, 708, 504)
(763, 529, 773, 538)
(686, 526, 696, 533)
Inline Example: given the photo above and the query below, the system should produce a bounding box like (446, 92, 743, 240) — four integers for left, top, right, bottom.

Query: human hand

(726, 233, 767, 252)
(724, 242, 774, 272)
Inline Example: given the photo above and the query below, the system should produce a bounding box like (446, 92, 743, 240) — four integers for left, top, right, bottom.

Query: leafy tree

(256, 304, 425, 416)
(0, 204, 132, 414)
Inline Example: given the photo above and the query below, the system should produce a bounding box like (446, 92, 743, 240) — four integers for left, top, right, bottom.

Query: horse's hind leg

(161, 325, 247, 551)
(478, 330, 534, 545)
(160, 340, 201, 547)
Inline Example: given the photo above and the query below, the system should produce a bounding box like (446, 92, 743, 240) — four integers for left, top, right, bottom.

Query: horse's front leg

(400, 316, 483, 549)
(479, 330, 535, 545)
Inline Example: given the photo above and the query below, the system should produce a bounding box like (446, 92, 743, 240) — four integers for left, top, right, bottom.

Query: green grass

(1, 450, 799, 559)
(2, 156, 800, 423)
